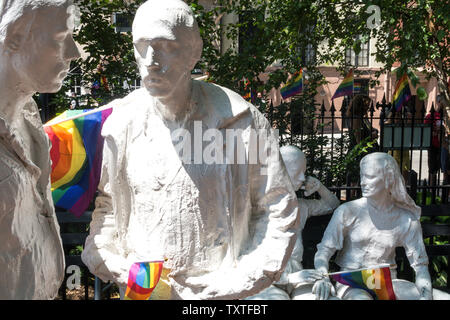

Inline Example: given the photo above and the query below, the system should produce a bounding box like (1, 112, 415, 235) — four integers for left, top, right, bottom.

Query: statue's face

(286, 155, 306, 191)
(10, 5, 80, 93)
(360, 161, 386, 198)
(133, 18, 194, 98)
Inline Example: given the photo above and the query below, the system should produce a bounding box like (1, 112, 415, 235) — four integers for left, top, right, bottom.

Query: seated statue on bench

(313, 152, 450, 300)
(247, 145, 340, 300)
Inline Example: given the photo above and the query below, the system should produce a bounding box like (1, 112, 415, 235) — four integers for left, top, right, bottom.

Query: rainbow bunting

(125, 261, 164, 300)
(332, 70, 354, 99)
(393, 73, 412, 112)
(281, 69, 303, 100)
(329, 265, 396, 300)
(44, 108, 112, 217)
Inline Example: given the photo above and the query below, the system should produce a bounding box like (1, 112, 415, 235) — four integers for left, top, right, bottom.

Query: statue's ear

(4, 15, 33, 53)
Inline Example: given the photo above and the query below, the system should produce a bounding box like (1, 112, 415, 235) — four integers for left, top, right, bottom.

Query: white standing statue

(314, 152, 450, 300)
(0, 0, 80, 299)
(247, 145, 340, 300)
(81, 0, 299, 300)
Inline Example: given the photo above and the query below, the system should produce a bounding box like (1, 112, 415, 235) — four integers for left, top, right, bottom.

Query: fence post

(408, 169, 418, 202)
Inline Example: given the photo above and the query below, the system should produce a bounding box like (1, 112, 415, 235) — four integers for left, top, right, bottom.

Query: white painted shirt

(0, 100, 65, 299)
(316, 197, 428, 274)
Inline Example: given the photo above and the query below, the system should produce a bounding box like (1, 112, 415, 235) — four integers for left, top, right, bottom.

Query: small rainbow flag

(393, 73, 412, 112)
(44, 108, 112, 217)
(281, 69, 303, 100)
(332, 70, 354, 99)
(242, 78, 252, 102)
(329, 265, 396, 300)
(125, 261, 164, 300)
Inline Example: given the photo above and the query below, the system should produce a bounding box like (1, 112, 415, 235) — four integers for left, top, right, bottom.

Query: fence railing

(259, 95, 449, 204)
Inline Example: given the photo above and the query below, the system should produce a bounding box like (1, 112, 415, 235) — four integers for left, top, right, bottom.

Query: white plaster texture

(81, 0, 299, 300)
(314, 152, 437, 300)
(0, 0, 80, 299)
(247, 146, 340, 300)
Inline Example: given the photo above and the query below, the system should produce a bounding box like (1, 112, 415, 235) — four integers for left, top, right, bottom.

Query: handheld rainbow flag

(125, 261, 164, 300)
(332, 70, 354, 99)
(393, 73, 412, 112)
(328, 264, 396, 300)
(280, 69, 303, 100)
(44, 108, 112, 217)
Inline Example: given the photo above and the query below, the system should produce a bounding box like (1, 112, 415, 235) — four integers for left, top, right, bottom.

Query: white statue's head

(0, 0, 80, 93)
(132, 0, 203, 98)
(280, 145, 307, 191)
(360, 152, 421, 219)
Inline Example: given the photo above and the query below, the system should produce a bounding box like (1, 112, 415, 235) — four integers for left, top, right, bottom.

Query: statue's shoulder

(195, 80, 267, 129)
(102, 88, 149, 136)
(334, 198, 366, 220)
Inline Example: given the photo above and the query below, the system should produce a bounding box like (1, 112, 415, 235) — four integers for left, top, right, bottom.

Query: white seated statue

(0, 0, 80, 299)
(247, 145, 340, 300)
(313, 152, 450, 300)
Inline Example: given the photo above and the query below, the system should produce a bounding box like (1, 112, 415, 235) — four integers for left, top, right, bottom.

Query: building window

(345, 36, 369, 67)
(113, 13, 132, 33)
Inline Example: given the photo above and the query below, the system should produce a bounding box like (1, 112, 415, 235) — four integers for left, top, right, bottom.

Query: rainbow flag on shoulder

(332, 69, 354, 99)
(329, 264, 396, 300)
(125, 261, 164, 300)
(393, 73, 412, 112)
(281, 69, 303, 99)
(44, 108, 112, 217)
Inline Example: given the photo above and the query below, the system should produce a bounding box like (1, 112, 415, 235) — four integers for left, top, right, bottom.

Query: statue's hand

(287, 269, 324, 285)
(312, 277, 335, 300)
(304, 176, 321, 197)
(103, 255, 132, 287)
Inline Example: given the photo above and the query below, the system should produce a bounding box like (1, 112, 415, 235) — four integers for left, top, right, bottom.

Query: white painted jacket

(82, 80, 300, 299)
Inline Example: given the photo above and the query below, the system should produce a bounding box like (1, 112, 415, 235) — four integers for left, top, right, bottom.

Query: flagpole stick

(326, 264, 397, 277)
(43, 104, 114, 127)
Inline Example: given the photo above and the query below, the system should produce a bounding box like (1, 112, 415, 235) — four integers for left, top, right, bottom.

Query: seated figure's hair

(361, 152, 421, 219)
(0, 0, 68, 44)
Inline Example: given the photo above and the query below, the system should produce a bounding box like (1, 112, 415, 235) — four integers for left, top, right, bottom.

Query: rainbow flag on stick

(328, 264, 396, 300)
(125, 261, 164, 300)
(393, 73, 412, 112)
(332, 70, 354, 99)
(281, 69, 303, 100)
(44, 107, 112, 217)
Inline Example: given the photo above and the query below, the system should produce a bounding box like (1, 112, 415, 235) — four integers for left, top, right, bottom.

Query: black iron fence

(258, 94, 450, 205)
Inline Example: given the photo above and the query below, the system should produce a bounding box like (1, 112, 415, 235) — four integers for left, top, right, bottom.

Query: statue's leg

(341, 288, 373, 300)
(392, 279, 450, 300)
(391, 279, 420, 300)
(245, 285, 290, 300)
(432, 288, 450, 300)
(291, 284, 340, 300)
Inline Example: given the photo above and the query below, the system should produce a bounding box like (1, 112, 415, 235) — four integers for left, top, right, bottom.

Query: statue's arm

(81, 136, 129, 287)
(305, 177, 340, 217)
(311, 206, 347, 299)
(404, 219, 433, 300)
